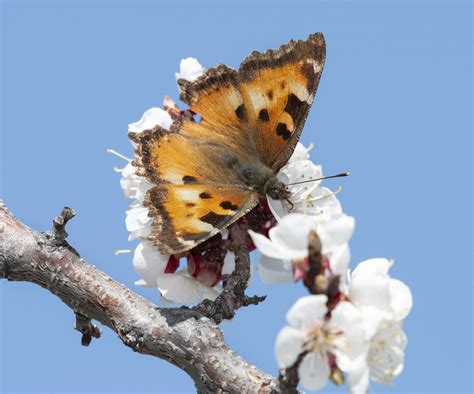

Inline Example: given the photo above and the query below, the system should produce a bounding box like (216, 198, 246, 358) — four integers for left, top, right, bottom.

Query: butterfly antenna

(286, 172, 350, 186)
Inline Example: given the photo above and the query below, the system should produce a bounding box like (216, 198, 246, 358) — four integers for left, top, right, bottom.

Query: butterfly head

(263, 176, 291, 201)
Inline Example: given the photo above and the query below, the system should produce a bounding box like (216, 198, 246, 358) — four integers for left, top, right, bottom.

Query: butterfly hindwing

(144, 184, 258, 254)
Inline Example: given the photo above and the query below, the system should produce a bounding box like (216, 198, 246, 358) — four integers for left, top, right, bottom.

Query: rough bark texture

(0, 202, 298, 393)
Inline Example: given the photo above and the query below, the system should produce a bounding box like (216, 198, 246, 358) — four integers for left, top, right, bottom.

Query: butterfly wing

(130, 125, 259, 254)
(178, 32, 326, 171)
(144, 183, 257, 255)
(131, 33, 326, 254)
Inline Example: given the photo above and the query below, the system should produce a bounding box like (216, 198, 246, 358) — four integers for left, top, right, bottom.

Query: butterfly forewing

(178, 32, 326, 170)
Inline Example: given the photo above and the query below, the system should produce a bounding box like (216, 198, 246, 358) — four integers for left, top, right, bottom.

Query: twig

(50, 206, 76, 245)
(75, 312, 102, 346)
(278, 350, 309, 393)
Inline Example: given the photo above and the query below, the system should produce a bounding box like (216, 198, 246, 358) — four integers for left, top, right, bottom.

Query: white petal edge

(156, 272, 202, 304)
(274, 326, 306, 368)
(298, 351, 330, 391)
(390, 278, 413, 321)
(248, 230, 286, 259)
(128, 107, 172, 133)
(132, 241, 169, 285)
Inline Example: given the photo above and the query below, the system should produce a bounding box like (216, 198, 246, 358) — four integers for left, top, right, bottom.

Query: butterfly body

(131, 33, 326, 254)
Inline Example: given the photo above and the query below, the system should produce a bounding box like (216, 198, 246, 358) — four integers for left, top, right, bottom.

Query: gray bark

(0, 202, 288, 393)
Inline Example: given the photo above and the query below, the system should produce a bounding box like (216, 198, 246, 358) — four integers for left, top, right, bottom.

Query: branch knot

(50, 207, 76, 246)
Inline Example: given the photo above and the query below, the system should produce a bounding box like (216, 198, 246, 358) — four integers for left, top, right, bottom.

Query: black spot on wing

(199, 192, 212, 199)
(199, 211, 229, 226)
(267, 90, 274, 100)
(235, 104, 246, 121)
(276, 123, 291, 140)
(285, 94, 309, 122)
(182, 175, 197, 184)
(220, 201, 238, 211)
(259, 108, 270, 122)
(186, 202, 196, 207)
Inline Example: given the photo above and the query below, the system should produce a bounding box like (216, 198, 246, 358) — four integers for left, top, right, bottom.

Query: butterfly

(129, 32, 326, 255)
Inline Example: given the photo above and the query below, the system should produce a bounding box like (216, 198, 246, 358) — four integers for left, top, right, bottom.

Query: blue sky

(1, 1, 472, 393)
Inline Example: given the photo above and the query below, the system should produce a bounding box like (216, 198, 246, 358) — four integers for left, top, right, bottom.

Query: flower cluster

(274, 257, 412, 393)
(249, 154, 412, 392)
(112, 55, 412, 393)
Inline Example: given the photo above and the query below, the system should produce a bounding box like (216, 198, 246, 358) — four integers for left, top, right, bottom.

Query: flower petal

(247, 230, 286, 259)
(266, 196, 287, 222)
(268, 213, 318, 259)
(389, 279, 413, 321)
(274, 326, 307, 368)
(298, 351, 330, 391)
(348, 360, 370, 394)
(286, 295, 328, 328)
(201, 286, 220, 302)
(128, 107, 172, 134)
(318, 213, 355, 252)
(156, 272, 203, 304)
(368, 321, 407, 383)
(328, 243, 351, 278)
(125, 206, 150, 231)
(281, 160, 322, 187)
(329, 302, 368, 372)
(175, 57, 205, 82)
(302, 186, 342, 221)
(288, 142, 312, 162)
(257, 255, 293, 284)
(133, 241, 169, 285)
(349, 263, 392, 314)
(351, 258, 392, 278)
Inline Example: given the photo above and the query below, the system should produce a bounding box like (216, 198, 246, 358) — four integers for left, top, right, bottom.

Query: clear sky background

(1, 1, 472, 393)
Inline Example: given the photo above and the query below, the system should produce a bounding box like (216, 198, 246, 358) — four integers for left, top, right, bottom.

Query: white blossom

(133, 241, 169, 287)
(175, 57, 205, 82)
(157, 271, 220, 304)
(346, 258, 413, 393)
(267, 143, 342, 223)
(125, 206, 152, 241)
(249, 213, 354, 283)
(275, 295, 368, 391)
(131, 240, 237, 304)
(288, 141, 313, 162)
(128, 107, 172, 135)
(120, 162, 152, 202)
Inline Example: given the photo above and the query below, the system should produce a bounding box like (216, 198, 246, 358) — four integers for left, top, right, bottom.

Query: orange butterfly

(129, 33, 326, 254)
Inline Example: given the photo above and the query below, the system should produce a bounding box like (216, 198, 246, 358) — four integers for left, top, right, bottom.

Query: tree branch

(0, 202, 286, 393)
